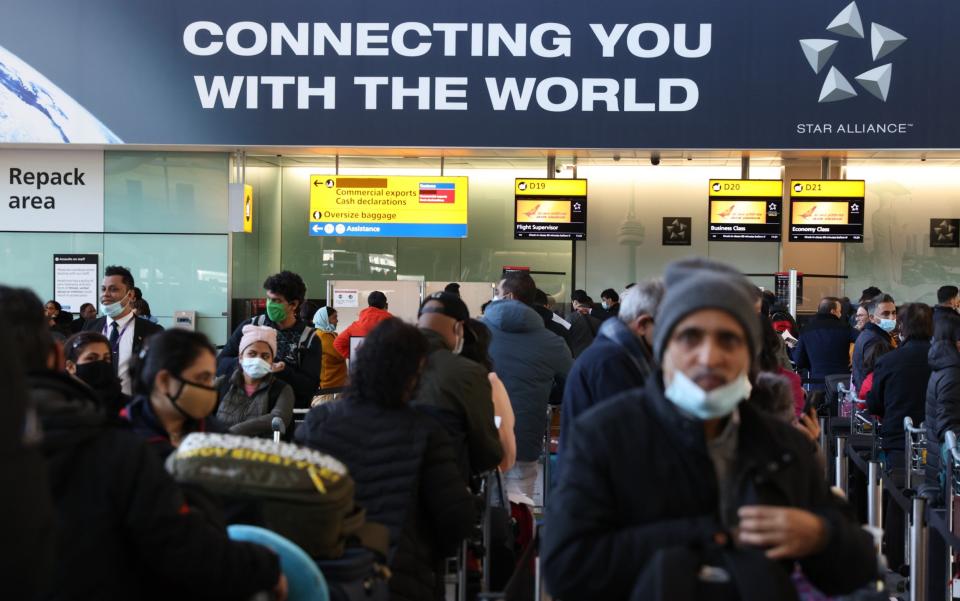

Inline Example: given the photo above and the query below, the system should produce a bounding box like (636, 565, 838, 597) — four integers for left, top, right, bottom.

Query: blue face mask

(878, 318, 897, 333)
(664, 370, 752, 420)
(240, 357, 272, 380)
(101, 296, 128, 319)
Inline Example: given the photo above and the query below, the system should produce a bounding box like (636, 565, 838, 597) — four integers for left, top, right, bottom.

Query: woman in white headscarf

(312, 306, 348, 405)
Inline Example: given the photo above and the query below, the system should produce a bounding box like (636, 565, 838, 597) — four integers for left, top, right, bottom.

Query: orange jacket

(333, 306, 393, 358)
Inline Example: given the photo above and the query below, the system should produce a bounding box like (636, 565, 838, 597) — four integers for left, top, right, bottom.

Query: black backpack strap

(267, 379, 285, 412)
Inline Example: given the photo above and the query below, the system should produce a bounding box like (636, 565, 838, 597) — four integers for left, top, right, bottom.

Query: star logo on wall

(799, 1, 907, 103)
(934, 220, 957, 241)
(666, 218, 688, 240)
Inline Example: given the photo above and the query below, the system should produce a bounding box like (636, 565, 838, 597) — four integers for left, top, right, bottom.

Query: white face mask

(240, 357, 272, 380)
(664, 370, 752, 420)
(101, 296, 128, 319)
(601, 302, 610, 311)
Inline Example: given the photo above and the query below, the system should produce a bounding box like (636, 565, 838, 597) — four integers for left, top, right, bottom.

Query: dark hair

(939, 285, 960, 304)
(817, 297, 841, 316)
(480, 300, 492, 314)
(748, 372, 795, 424)
(130, 329, 216, 397)
(757, 313, 785, 373)
(501, 272, 536, 305)
(0, 286, 54, 373)
(367, 291, 388, 309)
(863, 339, 893, 374)
(571, 289, 590, 304)
(866, 293, 896, 316)
(79, 302, 95, 312)
(533, 288, 549, 307)
(348, 319, 428, 408)
(104, 265, 135, 290)
(131, 298, 152, 318)
(132, 287, 143, 300)
(263, 271, 306, 306)
(63, 331, 111, 364)
(300, 300, 320, 323)
(460, 319, 494, 372)
(898, 303, 933, 341)
(444, 283, 461, 296)
(860, 286, 882, 303)
(935, 317, 960, 343)
(46, 300, 62, 311)
(601, 288, 619, 303)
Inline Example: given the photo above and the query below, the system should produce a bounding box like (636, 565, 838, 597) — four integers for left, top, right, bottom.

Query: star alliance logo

(799, 1, 907, 103)
(931, 219, 959, 248)
(663, 217, 691, 246)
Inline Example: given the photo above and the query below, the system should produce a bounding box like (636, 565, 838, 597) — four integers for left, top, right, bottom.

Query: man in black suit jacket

(84, 266, 163, 395)
(70, 303, 98, 334)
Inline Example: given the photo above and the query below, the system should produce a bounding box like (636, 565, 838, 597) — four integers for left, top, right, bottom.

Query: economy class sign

(308, 175, 468, 238)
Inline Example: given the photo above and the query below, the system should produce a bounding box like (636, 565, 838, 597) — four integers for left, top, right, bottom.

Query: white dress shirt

(105, 311, 136, 395)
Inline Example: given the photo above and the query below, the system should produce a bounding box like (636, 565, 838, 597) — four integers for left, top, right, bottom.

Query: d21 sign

(0, 150, 104, 232)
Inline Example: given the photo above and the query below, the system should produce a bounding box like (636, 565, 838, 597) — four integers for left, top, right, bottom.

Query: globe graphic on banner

(0, 44, 121, 143)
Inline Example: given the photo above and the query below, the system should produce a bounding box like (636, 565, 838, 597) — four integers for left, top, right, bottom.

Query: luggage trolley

(945, 431, 960, 599)
(903, 417, 927, 491)
(839, 381, 880, 457)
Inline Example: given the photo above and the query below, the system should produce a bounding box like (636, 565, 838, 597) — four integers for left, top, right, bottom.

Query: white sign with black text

(54, 254, 99, 312)
(0, 150, 104, 232)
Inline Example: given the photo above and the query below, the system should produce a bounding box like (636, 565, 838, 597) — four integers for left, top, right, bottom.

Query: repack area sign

(0, 150, 103, 232)
(309, 175, 467, 238)
(789, 180, 865, 242)
(0, 0, 957, 148)
(708, 180, 783, 242)
(515, 179, 587, 240)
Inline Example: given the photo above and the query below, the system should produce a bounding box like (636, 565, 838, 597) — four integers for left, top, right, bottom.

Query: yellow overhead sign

(709, 179, 783, 198)
(790, 180, 865, 198)
(515, 178, 587, 197)
(308, 175, 468, 238)
(243, 184, 253, 233)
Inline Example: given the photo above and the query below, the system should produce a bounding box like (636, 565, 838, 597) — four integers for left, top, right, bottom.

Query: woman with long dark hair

(296, 319, 476, 601)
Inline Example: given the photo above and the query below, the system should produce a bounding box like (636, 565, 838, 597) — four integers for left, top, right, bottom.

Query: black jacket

(564, 311, 601, 358)
(934, 305, 960, 337)
(123, 395, 224, 462)
(414, 329, 502, 478)
(543, 375, 876, 601)
(926, 340, 960, 446)
(218, 315, 321, 409)
(866, 339, 932, 453)
(31, 371, 280, 601)
(852, 322, 893, 390)
(533, 304, 573, 348)
(296, 398, 477, 601)
(83, 314, 164, 354)
(794, 313, 858, 382)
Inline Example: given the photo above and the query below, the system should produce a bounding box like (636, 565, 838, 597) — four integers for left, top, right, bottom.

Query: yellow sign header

(516, 178, 587, 197)
(308, 175, 468, 237)
(709, 180, 783, 198)
(790, 180, 865, 198)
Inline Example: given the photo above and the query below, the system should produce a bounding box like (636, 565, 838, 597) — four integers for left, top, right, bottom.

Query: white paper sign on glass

(54, 254, 98, 312)
(0, 149, 104, 232)
(332, 289, 359, 308)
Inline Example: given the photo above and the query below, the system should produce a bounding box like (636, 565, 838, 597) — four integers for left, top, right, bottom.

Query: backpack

(252, 315, 316, 368)
(168, 432, 388, 561)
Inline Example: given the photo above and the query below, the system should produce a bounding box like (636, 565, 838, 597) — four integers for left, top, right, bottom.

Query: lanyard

(103, 319, 134, 352)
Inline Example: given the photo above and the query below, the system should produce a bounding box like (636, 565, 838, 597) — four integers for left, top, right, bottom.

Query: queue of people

(10, 257, 960, 600)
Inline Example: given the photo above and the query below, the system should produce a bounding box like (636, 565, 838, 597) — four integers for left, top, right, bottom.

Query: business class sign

(0, 0, 956, 148)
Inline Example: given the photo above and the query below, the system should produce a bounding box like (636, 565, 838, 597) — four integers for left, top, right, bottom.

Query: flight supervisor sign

(514, 179, 587, 240)
(708, 180, 782, 242)
(789, 180, 865, 242)
(308, 175, 467, 238)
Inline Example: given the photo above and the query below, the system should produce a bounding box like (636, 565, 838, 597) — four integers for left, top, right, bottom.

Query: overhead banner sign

(0, 150, 103, 232)
(708, 179, 782, 242)
(515, 179, 587, 240)
(789, 180, 865, 242)
(309, 175, 468, 238)
(0, 1, 956, 148)
(53, 254, 98, 312)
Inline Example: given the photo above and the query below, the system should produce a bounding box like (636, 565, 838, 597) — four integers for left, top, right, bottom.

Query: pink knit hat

(239, 325, 277, 357)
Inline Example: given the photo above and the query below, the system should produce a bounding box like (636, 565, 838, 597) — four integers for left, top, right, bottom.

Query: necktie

(110, 322, 120, 375)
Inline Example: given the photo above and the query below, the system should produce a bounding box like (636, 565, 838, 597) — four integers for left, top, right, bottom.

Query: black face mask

(76, 361, 122, 400)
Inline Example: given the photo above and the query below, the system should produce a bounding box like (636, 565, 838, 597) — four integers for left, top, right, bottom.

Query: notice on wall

(0, 150, 104, 232)
(332, 289, 359, 308)
(54, 254, 98, 312)
(309, 175, 468, 238)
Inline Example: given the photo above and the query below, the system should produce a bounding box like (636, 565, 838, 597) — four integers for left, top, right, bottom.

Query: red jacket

(333, 306, 393, 358)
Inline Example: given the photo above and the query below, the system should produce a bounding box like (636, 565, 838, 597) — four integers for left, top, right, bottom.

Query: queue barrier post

(910, 495, 929, 601)
(867, 460, 883, 550)
(835, 436, 848, 494)
(904, 417, 916, 491)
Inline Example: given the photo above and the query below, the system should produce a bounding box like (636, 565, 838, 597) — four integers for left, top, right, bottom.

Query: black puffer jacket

(543, 375, 876, 601)
(866, 339, 932, 454)
(31, 371, 280, 600)
(295, 397, 477, 601)
(926, 340, 960, 446)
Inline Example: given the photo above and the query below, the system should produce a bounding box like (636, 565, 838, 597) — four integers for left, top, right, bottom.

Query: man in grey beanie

(543, 259, 876, 601)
